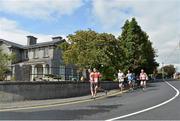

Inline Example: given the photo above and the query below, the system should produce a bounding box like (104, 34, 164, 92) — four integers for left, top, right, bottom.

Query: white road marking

(106, 81, 180, 121)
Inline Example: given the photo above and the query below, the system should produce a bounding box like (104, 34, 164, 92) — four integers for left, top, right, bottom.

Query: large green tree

(60, 30, 121, 80)
(118, 18, 158, 74)
(0, 49, 15, 81)
(60, 29, 120, 70)
(60, 18, 159, 80)
(161, 65, 176, 78)
(60, 30, 97, 68)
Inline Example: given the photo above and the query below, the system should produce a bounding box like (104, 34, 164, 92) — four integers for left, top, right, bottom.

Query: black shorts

(90, 82, 98, 89)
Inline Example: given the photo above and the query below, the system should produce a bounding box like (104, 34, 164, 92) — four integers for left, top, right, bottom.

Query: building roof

(24, 39, 65, 49)
(0, 39, 25, 49)
(0, 38, 65, 49)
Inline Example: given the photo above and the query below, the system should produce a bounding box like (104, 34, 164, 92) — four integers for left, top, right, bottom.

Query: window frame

(43, 47, 49, 58)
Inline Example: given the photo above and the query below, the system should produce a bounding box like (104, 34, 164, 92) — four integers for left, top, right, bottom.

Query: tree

(0, 49, 15, 81)
(60, 29, 97, 68)
(95, 33, 123, 70)
(60, 18, 159, 80)
(161, 65, 175, 78)
(60, 30, 121, 80)
(118, 18, 159, 74)
(60, 29, 120, 70)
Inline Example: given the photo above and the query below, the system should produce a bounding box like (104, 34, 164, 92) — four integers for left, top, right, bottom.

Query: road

(0, 80, 180, 120)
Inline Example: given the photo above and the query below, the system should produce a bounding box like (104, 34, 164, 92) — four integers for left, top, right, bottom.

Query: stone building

(0, 36, 78, 81)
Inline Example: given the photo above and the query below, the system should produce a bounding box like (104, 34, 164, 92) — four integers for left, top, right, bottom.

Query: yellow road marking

(0, 90, 128, 112)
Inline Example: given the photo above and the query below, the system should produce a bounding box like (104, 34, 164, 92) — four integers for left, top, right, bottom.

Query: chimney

(27, 36, 37, 45)
(52, 36, 62, 41)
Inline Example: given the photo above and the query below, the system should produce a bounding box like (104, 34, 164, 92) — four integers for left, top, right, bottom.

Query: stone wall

(0, 81, 119, 103)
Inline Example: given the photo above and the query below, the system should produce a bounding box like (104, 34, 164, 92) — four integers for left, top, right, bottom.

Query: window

(33, 50, 35, 58)
(43, 48, 49, 57)
(45, 64, 50, 74)
(25, 50, 28, 59)
(59, 65, 65, 75)
(33, 49, 38, 59)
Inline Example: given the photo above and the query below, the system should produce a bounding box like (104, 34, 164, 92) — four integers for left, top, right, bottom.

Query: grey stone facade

(0, 36, 78, 81)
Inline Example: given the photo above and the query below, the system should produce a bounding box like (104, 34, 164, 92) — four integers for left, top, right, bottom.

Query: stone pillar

(43, 64, 46, 78)
(49, 65, 52, 74)
(31, 65, 35, 81)
(35, 66, 37, 78)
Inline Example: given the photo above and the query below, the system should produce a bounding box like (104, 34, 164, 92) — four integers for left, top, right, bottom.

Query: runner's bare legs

(90, 83, 94, 97)
(94, 84, 98, 97)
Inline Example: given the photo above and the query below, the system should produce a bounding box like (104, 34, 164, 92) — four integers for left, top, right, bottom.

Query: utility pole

(162, 62, 164, 81)
(178, 40, 180, 73)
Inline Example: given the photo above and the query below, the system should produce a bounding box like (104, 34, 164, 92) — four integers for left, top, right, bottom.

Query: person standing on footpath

(118, 70, 125, 91)
(88, 69, 95, 98)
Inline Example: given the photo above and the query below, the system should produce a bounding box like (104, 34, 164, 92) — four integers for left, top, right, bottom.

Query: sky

(0, 0, 180, 68)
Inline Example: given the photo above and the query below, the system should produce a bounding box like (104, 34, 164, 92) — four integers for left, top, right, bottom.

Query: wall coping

(0, 81, 118, 85)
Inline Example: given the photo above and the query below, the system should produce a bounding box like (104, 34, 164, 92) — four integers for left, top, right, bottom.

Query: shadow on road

(106, 95, 122, 99)
(0, 104, 122, 120)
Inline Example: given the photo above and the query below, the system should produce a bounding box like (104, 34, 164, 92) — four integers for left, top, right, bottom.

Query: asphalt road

(0, 80, 179, 120)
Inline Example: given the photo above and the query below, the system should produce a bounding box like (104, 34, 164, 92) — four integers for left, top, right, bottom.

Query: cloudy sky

(0, 0, 180, 67)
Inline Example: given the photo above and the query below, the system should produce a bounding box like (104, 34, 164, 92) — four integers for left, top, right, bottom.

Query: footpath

(0, 89, 126, 111)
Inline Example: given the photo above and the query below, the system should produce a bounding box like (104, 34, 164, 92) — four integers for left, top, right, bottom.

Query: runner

(139, 69, 148, 90)
(118, 70, 125, 91)
(136, 75, 141, 88)
(126, 70, 133, 90)
(92, 68, 103, 98)
(131, 73, 136, 89)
